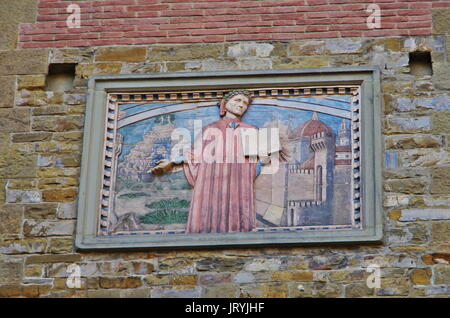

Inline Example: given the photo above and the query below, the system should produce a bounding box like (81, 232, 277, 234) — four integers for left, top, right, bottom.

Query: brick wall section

(18, 0, 449, 48)
(1, 0, 450, 298)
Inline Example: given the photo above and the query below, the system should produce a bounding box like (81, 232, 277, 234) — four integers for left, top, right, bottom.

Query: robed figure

(151, 90, 280, 234)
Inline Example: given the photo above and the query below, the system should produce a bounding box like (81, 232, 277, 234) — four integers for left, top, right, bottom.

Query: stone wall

(0, 0, 449, 298)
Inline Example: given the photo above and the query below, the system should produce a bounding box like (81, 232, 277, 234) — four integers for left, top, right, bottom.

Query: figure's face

(225, 94, 250, 117)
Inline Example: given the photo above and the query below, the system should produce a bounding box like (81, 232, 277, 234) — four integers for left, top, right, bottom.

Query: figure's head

(219, 90, 252, 117)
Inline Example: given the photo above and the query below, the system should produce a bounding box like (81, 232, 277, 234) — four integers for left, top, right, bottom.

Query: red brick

(191, 28, 237, 36)
(408, 28, 432, 36)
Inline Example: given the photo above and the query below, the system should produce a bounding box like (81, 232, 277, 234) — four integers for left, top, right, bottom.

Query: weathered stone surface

(32, 116, 84, 132)
(32, 106, 68, 116)
(54, 153, 81, 168)
(434, 265, 450, 284)
(96, 47, 147, 62)
(38, 177, 78, 189)
(0, 49, 48, 75)
(431, 167, 450, 194)
(0, 108, 30, 132)
(195, 258, 246, 272)
(12, 132, 53, 143)
(289, 40, 325, 56)
(25, 264, 43, 277)
(399, 209, 450, 221)
(227, 42, 274, 58)
(18, 75, 46, 89)
(99, 277, 143, 289)
(75, 63, 122, 78)
(149, 44, 223, 62)
(244, 258, 282, 272)
(422, 253, 450, 265)
(261, 282, 289, 298)
(42, 188, 77, 202)
(325, 38, 364, 54)
(432, 222, 450, 243)
(151, 286, 203, 298)
(204, 283, 237, 298)
(271, 271, 314, 282)
(57, 201, 77, 219)
(384, 178, 428, 194)
(385, 116, 431, 134)
(6, 189, 41, 203)
(432, 8, 450, 34)
(0, 152, 37, 179)
(344, 282, 373, 297)
(143, 274, 171, 286)
(23, 219, 74, 237)
(424, 285, 450, 296)
(399, 149, 450, 168)
(432, 111, 450, 134)
(0, 238, 47, 254)
(385, 135, 442, 150)
(0, 24, 18, 50)
(272, 56, 329, 68)
(131, 261, 155, 275)
(377, 277, 409, 296)
(0, 205, 23, 235)
(0, 0, 36, 24)
(120, 288, 150, 298)
(170, 274, 198, 285)
(25, 254, 81, 264)
(48, 238, 74, 254)
(0, 76, 16, 108)
(0, 260, 23, 284)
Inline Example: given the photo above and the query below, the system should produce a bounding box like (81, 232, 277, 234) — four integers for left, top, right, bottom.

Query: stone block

(96, 47, 147, 62)
(203, 283, 237, 298)
(384, 116, 431, 134)
(0, 260, 23, 284)
(149, 44, 223, 62)
(25, 254, 81, 264)
(12, 132, 53, 143)
(0, 205, 23, 235)
(0, 76, 16, 108)
(432, 110, 450, 134)
(432, 221, 450, 243)
(227, 42, 275, 58)
(271, 271, 314, 282)
(99, 277, 143, 289)
(385, 135, 442, 150)
(434, 265, 450, 284)
(6, 189, 41, 203)
(18, 75, 46, 89)
(432, 8, 450, 34)
(42, 188, 77, 202)
(399, 209, 450, 221)
(344, 282, 374, 297)
(431, 167, 450, 194)
(0, 49, 48, 75)
(325, 38, 365, 54)
(23, 219, 75, 237)
(151, 286, 203, 298)
(0, 238, 47, 254)
(0, 108, 30, 132)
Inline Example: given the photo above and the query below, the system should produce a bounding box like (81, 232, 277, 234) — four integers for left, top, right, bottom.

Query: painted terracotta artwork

(108, 90, 355, 235)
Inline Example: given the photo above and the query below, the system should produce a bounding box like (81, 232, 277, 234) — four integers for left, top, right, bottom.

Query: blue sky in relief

(117, 96, 352, 162)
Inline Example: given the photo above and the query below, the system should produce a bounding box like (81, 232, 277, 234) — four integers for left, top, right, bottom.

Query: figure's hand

(149, 159, 174, 175)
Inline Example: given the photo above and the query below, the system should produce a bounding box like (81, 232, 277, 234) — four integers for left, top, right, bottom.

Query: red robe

(183, 117, 258, 233)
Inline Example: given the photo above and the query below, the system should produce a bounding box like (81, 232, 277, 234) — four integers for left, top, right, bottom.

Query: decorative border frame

(75, 67, 382, 250)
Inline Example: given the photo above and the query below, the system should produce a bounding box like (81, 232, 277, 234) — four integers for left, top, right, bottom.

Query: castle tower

(338, 119, 350, 146)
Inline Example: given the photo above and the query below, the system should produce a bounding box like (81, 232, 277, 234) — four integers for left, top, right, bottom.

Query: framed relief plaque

(75, 67, 382, 250)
